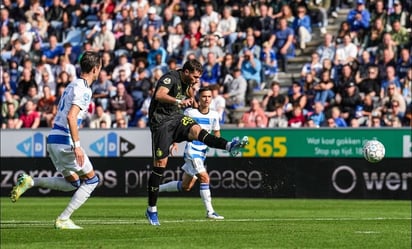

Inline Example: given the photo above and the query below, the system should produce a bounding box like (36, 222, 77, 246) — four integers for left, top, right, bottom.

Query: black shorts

(151, 113, 198, 159)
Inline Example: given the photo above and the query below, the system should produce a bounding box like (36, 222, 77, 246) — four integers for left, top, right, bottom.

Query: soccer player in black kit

(146, 59, 248, 225)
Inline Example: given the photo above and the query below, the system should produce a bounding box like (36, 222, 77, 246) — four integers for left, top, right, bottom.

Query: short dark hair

(79, 51, 101, 73)
(199, 86, 213, 94)
(183, 59, 203, 74)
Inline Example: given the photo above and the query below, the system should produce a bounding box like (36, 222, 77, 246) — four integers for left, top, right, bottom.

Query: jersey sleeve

(157, 73, 175, 91)
(72, 85, 91, 110)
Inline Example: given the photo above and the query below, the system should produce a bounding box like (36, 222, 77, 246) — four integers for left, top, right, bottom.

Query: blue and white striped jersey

(50, 78, 91, 137)
(183, 108, 220, 161)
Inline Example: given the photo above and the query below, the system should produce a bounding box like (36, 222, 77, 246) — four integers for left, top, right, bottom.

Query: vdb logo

(90, 132, 135, 157)
(17, 132, 45, 157)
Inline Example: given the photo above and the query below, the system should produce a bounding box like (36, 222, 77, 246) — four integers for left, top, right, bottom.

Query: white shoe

(207, 212, 224, 220)
(55, 218, 83, 229)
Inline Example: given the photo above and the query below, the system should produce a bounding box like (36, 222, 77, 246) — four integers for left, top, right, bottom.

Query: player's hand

(169, 143, 178, 156)
(74, 147, 85, 167)
(179, 98, 193, 108)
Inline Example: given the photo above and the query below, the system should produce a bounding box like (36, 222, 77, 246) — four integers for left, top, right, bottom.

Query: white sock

(199, 183, 214, 214)
(159, 181, 181, 192)
(59, 181, 98, 220)
(33, 177, 77, 192)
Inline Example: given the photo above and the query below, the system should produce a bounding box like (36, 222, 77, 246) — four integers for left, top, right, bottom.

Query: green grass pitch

(1, 197, 410, 249)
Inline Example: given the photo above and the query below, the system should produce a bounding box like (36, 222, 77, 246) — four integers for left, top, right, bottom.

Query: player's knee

(70, 179, 81, 188)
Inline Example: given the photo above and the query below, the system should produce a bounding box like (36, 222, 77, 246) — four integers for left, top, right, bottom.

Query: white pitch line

(1, 216, 411, 228)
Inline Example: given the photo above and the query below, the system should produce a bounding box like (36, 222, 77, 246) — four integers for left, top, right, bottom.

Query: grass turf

(1, 197, 410, 249)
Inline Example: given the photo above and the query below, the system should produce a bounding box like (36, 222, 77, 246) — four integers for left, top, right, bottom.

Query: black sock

(148, 167, 165, 207)
(198, 129, 227, 150)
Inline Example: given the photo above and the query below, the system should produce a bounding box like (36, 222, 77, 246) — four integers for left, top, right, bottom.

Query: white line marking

(354, 231, 381, 234)
(1, 217, 411, 228)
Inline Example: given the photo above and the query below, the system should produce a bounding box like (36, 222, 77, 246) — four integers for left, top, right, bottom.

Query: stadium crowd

(1, 0, 411, 129)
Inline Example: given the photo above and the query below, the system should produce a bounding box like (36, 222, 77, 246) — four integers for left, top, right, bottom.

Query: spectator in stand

(42, 34, 63, 67)
(1, 71, 17, 99)
(273, 5, 295, 27)
(62, 0, 84, 29)
(142, 6, 164, 37)
(386, 0, 410, 31)
(356, 94, 376, 126)
(19, 84, 41, 110)
(25, 0, 48, 40)
(346, 0, 370, 44)
(375, 33, 398, 67)
(116, 21, 136, 56)
(109, 82, 134, 120)
(232, 4, 256, 53)
(329, 106, 348, 127)
(397, 48, 412, 81)
(368, 111, 382, 127)
(380, 65, 402, 99)
(362, 18, 385, 59)
(182, 36, 202, 65)
(288, 105, 306, 128)
(369, 0, 387, 27)
(262, 81, 288, 119)
(308, 102, 326, 127)
(37, 85, 56, 127)
(334, 34, 358, 68)
(217, 6, 238, 53)
(336, 82, 363, 123)
(101, 51, 115, 77)
(268, 18, 295, 73)
(92, 21, 116, 52)
(10, 21, 33, 54)
(147, 36, 167, 71)
(302, 73, 318, 109)
(89, 104, 112, 129)
(357, 65, 381, 99)
(200, 52, 220, 87)
(254, 4, 275, 45)
(1, 101, 20, 129)
(316, 33, 336, 64)
(92, 69, 115, 111)
(56, 71, 71, 88)
(55, 55, 77, 83)
(267, 104, 289, 128)
(16, 68, 38, 100)
(390, 19, 410, 48)
(219, 53, 236, 86)
(314, 70, 335, 106)
(238, 49, 262, 103)
(335, 21, 351, 45)
(1, 90, 19, 117)
(292, 6, 312, 50)
(182, 20, 202, 57)
(335, 64, 355, 96)
(288, 81, 307, 115)
(238, 98, 268, 128)
(200, 34, 225, 63)
(46, 0, 65, 41)
(111, 54, 133, 83)
(307, 0, 330, 35)
(401, 68, 412, 105)
(209, 84, 226, 124)
(16, 100, 40, 129)
(166, 22, 185, 62)
(0, 25, 12, 54)
(260, 41, 278, 85)
(239, 34, 261, 63)
(200, 2, 219, 35)
(382, 99, 405, 127)
(355, 50, 376, 82)
(223, 67, 247, 111)
(301, 52, 323, 79)
(128, 67, 152, 111)
(381, 82, 406, 116)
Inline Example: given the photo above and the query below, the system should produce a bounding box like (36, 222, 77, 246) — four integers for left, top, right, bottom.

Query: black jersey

(149, 70, 191, 127)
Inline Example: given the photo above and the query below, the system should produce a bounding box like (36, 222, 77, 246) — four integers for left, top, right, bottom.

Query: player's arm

(156, 86, 193, 108)
(67, 104, 85, 166)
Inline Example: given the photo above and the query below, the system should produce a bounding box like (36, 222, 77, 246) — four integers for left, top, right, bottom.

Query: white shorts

(47, 143, 93, 177)
(181, 158, 206, 177)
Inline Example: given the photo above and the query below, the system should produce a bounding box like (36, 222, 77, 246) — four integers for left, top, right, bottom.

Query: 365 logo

(16, 132, 45, 157)
(90, 132, 135, 157)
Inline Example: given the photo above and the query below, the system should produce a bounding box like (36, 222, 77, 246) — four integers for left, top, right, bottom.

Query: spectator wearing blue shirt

(308, 102, 326, 127)
(380, 65, 402, 99)
(147, 36, 167, 71)
(347, 0, 370, 43)
(200, 52, 220, 87)
(239, 50, 262, 104)
(292, 6, 312, 50)
(330, 106, 348, 127)
(268, 18, 295, 73)
(42, 34, 63, 67)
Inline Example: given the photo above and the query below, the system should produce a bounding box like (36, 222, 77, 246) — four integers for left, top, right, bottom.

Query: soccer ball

(363, 140, 385, 163)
